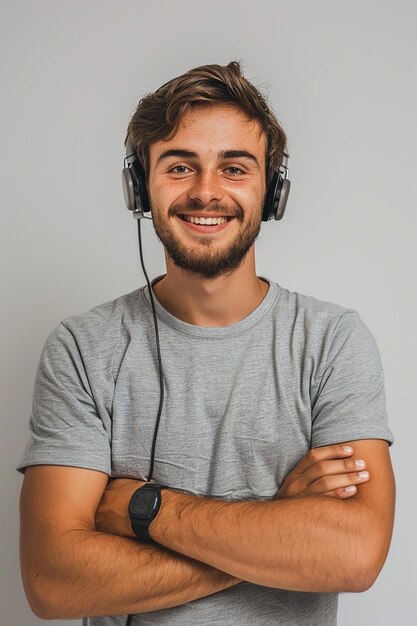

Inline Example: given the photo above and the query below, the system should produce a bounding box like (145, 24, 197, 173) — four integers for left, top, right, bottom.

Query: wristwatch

(128, 482, 166, 544)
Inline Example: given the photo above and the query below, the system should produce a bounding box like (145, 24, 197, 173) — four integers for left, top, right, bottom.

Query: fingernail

(358, 471, 369, 479)
(345, 486, 356, 493)
(355, 459, 366, 468)
(343, 446, 353, 453)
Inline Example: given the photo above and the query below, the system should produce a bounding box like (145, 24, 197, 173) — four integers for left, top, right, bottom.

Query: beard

(150, 199, 262, 280)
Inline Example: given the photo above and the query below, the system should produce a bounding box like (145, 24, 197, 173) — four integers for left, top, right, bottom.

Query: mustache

(169, 200, 243, 221)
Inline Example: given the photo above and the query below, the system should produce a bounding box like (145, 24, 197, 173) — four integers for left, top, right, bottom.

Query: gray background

(1, 0, 415, 624)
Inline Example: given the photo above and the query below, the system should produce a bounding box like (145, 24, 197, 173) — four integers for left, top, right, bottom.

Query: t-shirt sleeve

(16, 323, 111, 475)
(311, 310, 394, 448)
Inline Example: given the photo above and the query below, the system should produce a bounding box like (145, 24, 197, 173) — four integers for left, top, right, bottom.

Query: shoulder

(269, 280, 378, 360)
(45, 287, 144, 358)
(274, 281, 359, 331)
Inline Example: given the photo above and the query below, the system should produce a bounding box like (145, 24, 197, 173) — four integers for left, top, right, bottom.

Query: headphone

(122, 136, 290, 221)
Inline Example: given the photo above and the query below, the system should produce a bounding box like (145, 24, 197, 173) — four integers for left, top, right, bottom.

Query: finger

(296, 457, 367, 488)
(321, 485, 358, 499)
(280, 462, 369, 498)
(291, 444, 355, 475)
(307, 470, 370, 495)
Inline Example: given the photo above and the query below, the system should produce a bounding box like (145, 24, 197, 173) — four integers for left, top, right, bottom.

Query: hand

(95, 478, 147, 538)
(276, 444, 370, 500)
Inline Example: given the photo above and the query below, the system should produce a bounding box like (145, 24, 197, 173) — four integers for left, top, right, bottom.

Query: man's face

(147, 104, 267, 280)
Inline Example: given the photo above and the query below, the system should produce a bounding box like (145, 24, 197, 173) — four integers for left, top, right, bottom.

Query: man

(18, 62, 395, 625)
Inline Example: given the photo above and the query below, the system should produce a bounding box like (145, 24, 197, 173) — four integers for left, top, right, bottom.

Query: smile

(176, 214, 235, 233)
(178, 215, 233, 225)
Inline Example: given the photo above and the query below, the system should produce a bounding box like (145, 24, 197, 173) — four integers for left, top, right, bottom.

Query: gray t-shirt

(17, 277, 394, 625)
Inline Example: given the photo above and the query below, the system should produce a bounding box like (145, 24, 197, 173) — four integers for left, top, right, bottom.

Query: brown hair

(126, 61, 288, 184)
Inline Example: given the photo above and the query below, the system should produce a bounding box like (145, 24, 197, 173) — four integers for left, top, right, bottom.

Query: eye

(225, 166, 244, 176)
(169, 165, 191, 174)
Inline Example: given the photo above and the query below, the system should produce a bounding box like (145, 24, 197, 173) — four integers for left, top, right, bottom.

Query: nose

(187, 169, 224, 206)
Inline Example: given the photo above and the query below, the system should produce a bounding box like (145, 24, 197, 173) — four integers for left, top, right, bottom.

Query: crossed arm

(20, 438, 395, 620)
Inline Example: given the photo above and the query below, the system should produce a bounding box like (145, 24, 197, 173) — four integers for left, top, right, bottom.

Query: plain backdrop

(1, 1, 416, 624)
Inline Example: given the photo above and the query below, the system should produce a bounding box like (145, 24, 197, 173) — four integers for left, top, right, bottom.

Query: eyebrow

(156, 150, 198, 166)
(156, 149, 260, 168)
(219, 150, 260, 167)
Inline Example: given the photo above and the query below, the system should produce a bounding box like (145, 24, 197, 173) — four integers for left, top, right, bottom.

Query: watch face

(130, 487, 159, 520)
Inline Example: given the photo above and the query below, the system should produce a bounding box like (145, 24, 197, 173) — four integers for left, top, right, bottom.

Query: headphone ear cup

(122, 160, 151, 216)
(275, 178, 290, 221)
(262, 172, 280, 221)
(122, 167, 139, 212)
(262, 172, 290, 221)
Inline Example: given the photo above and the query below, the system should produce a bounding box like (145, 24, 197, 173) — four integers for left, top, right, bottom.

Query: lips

(176, 214, 235, 233)
(178, 214, 234, 225)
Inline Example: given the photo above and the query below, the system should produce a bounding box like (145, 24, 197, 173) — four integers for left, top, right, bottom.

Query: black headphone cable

(125, 217, 165, 626)
(136, 217, 165, 483)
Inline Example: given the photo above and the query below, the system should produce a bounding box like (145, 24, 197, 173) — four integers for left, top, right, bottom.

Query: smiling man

(148, 103, 269, 325)
(18, 62, 395, 626)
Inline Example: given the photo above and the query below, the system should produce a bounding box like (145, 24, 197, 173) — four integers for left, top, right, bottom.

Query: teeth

(181, 215, 230, 225)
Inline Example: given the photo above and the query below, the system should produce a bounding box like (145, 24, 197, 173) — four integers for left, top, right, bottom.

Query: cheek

(150, 180, 188, 208)
(227, 183, 264, 210)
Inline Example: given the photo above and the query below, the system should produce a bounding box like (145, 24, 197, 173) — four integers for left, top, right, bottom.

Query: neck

(152, 247, 269, 327)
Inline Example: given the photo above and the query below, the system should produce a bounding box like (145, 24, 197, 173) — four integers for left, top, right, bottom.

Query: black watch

(128, 482, 166, 544)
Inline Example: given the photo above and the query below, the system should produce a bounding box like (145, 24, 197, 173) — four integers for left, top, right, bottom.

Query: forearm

(152, 491, 375, 593)
(23, 528, 240, 619)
